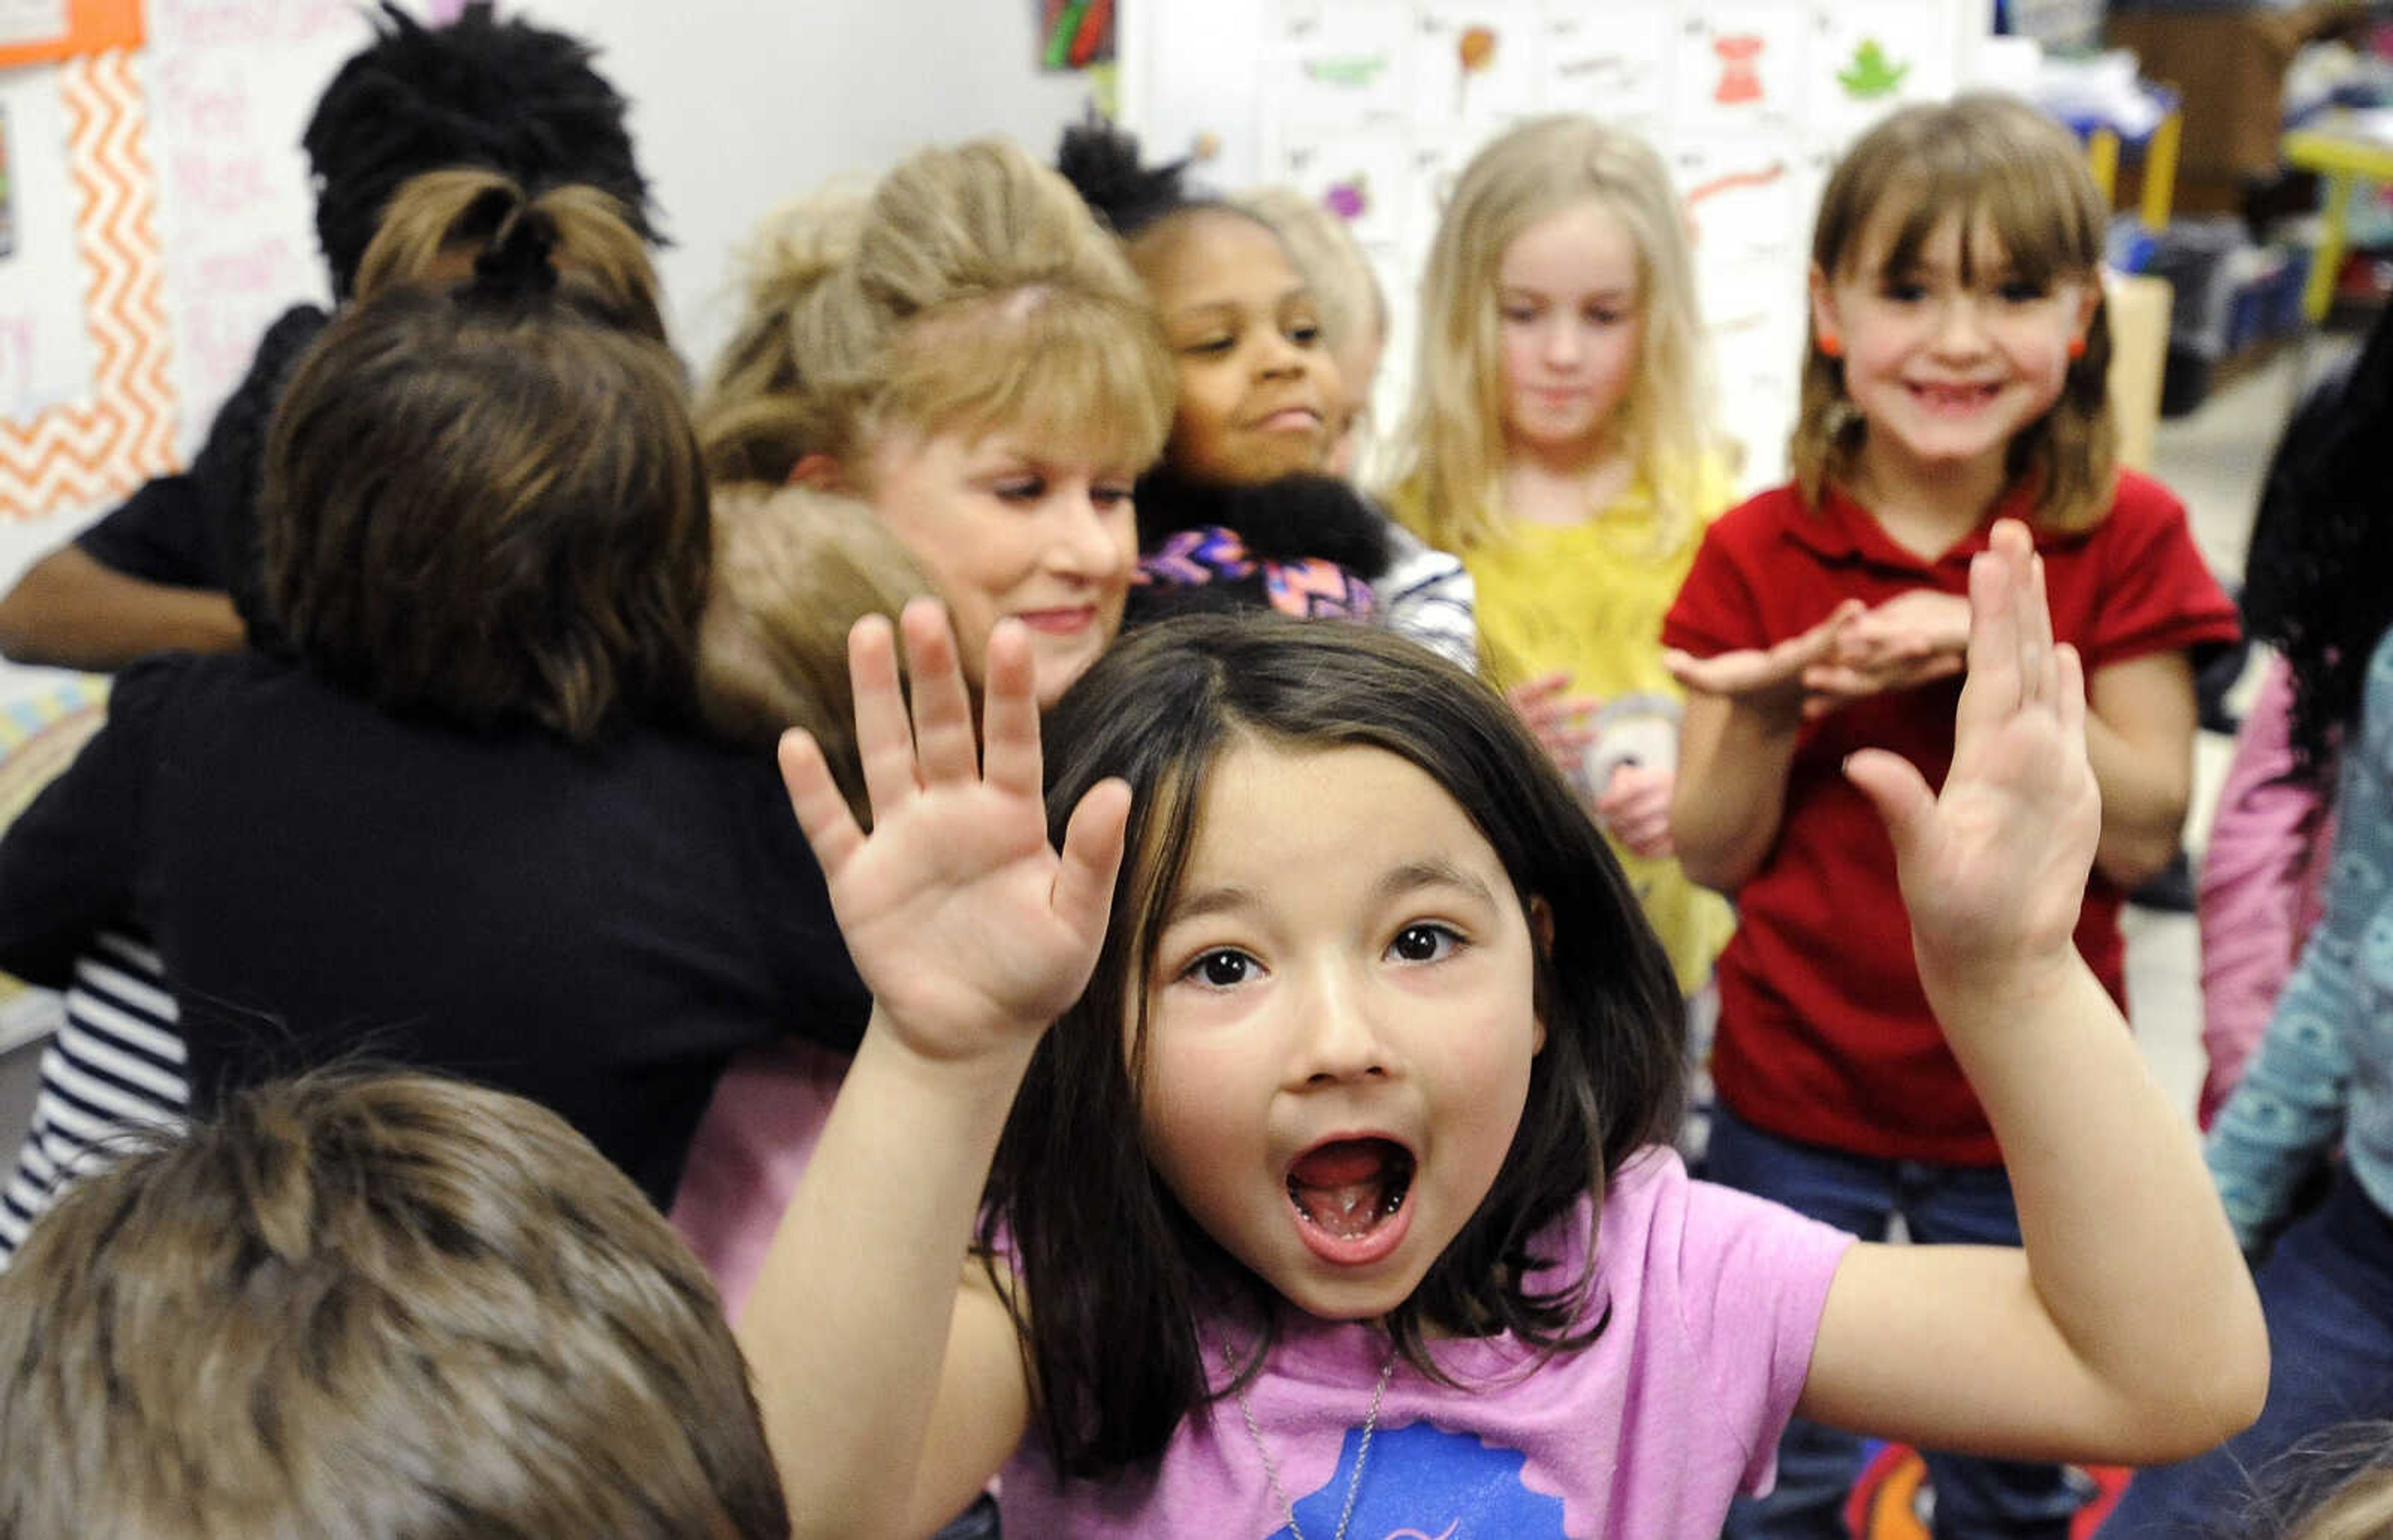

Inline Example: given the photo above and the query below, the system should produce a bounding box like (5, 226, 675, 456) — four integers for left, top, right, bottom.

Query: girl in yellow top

(1385, 115, 1733, 992)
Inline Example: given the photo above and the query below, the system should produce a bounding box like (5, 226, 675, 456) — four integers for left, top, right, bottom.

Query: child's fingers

(1509, 671, 1573, 706)
(980, 620, 1043, 799)
(1053, 777, 1131, 944)
(2027, 552, 2056, 707)
(779, 729, 866, 876)
(900, 598, 978, 786)
(1961, 544, 2020, 718)
(1843, 746, 1936, 855)
(848, 614, 920, 814)
(2055, 643, 2087, 743)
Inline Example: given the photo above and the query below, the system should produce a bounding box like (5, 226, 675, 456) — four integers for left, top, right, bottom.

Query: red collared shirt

(1663, 471, 2238, 1164)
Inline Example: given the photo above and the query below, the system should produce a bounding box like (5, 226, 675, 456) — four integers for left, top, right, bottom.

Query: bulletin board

(1121, 0, 1995, 488)
(0, 0, 365, 526)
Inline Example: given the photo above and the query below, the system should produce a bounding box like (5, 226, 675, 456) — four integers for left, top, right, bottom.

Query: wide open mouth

(1286, 1137, 1416, 1242)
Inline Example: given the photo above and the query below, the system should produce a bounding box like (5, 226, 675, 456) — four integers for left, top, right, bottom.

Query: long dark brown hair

(983, 614, 1686, 1477)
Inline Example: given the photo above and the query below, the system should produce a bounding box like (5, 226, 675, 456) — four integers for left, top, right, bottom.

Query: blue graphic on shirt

(1269, 1420, 1569, 1539)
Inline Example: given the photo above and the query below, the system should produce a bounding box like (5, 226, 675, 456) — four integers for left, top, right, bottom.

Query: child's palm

(1844, 524, 2099, 986)
(781, 603, 1127, 1062)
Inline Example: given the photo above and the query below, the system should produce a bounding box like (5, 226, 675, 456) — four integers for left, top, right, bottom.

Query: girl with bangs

(669, 138, 1178, 1334)
(1661, 92, 2240, 1536)
(732, 527, 2262, 1536)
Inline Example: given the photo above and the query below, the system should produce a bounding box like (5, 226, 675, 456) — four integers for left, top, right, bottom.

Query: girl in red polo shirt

(1661, 92, 2238, 1539)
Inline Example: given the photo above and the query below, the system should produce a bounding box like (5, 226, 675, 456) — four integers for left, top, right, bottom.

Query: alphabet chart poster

(1121, 0, 1987, 487)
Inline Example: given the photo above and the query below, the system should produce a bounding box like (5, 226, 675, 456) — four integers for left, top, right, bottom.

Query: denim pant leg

(1706, 1105, 1899, 1540)
(1900, 1160, 2082, 1540)
(2099, 1171, 2393, 1538)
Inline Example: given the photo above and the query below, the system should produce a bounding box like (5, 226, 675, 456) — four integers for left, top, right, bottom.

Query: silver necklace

(1226, 1341, 1397, 1540)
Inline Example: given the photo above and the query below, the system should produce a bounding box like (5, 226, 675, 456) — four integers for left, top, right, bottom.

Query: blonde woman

(670, 138, 1177, 1329)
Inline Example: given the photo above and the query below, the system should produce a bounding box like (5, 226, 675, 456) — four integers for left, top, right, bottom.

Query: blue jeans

(2099, 1169, 2393, 1536)
(1704, 1105, 2081, 1540)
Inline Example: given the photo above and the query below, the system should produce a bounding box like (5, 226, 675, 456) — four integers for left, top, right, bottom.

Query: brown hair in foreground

(0, 1068, 789, 1540)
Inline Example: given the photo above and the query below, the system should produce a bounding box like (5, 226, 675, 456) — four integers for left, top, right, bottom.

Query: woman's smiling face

(861, 420, 1139, 708)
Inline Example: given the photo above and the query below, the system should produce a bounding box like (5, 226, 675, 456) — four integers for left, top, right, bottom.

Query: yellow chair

(2281, 110, 2393, 320)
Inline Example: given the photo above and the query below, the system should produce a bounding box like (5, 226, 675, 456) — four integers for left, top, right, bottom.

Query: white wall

(516, 0, 1102, 371)
(0, 0, 1103, 606)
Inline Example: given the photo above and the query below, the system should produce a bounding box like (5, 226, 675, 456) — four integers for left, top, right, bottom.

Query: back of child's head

(1230, 184, 1389, 467)
(1392, 114, 1710, 554)
(224, 169, 673, 658)
(259, 212, 708, 745)
(1793, 91, 2114, 528)
(2215, 1422, 2393, 1540)
(0, 1068, 789, 1540)
(697, 481, 932, 815)
(352, 167, 667, 342)
(303, 1, 657, 300)
(695, 138, 1174, 490)
(988, 611, 1685, 1478)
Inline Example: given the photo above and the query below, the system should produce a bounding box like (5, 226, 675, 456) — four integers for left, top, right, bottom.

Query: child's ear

(2074, 282, 2103, 341)
(788, 453, 847, 492)
(1807, 264, 1841, 353)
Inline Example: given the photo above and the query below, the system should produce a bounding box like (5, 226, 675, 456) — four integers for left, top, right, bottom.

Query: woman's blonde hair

(696, 482, 932, 821)
(1386, 115, 1712, 556)
(353, 167, 668, 344)
(695, 139, 1175, 489)
(1793, 92, 2115, 531)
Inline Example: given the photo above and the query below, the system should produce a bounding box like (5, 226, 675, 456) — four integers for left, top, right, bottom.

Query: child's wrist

(1916, 944, 2085, 1027)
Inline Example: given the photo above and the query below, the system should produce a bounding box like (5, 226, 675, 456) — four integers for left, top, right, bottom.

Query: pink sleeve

(2195, 658, 2334, 1126)
(1637, 1153, 1855, 1495)
(668, 1037, 849, 1318)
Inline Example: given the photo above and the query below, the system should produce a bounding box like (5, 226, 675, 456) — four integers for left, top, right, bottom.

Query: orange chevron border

(0, 52, 177, 523)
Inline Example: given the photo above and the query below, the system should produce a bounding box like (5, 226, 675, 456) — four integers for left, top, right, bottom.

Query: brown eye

(1388, 924, 1459, 963)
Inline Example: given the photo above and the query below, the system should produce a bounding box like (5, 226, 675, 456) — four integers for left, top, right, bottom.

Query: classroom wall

(0, 0, 1104, 623)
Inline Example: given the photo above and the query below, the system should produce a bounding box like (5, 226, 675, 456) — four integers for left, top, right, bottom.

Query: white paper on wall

(1275, 0, 1412, 132)
(1537, 0, 1673, 136)
(1412, 2, 1537, 131)
(142, 0, 363, 452)
(0, 68, 94, 423)
(1673, 4, 1809, 141)
(1812, 0, 1964, 154)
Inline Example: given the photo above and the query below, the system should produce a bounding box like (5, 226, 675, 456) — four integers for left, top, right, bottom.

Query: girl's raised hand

(1841, 521, 2100, 997)
(780, 599, 1130, 1063)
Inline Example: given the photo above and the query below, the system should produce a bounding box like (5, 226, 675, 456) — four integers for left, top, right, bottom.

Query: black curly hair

(2238, 302, 2393, 776)
(302, 1, 658, 298)
(1053, 111, 1199, 239)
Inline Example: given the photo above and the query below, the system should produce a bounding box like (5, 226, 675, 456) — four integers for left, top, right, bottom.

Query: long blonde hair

(696, 483, 932, 821)
(1387, 115, 1712, 556)
(694, 139, 1175, 488)
(1792, 92, 2115, 531)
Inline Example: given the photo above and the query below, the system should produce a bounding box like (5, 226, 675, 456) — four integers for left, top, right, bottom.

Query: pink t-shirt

(998, 1147, 1853, 1538)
